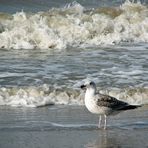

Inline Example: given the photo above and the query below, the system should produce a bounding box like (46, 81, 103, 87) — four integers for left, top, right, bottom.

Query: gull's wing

(95, 93, 128, 110)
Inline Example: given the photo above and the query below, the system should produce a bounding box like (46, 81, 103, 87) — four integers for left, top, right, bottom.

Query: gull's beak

(80, 84, 86, 90)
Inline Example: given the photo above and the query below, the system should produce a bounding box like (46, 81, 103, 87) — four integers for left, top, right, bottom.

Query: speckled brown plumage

(96, 93, 139, 111)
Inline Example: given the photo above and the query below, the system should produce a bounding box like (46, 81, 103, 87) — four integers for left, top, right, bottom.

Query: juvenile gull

(81, 80, 141, 129)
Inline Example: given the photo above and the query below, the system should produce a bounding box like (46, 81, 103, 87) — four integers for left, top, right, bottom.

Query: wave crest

(0, 85, 147, 107)
(0, 1, 147, 50)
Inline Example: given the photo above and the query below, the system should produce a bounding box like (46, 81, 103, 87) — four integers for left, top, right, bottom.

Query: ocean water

(0, 1, 148, 148)
(0, 0, 148, 107)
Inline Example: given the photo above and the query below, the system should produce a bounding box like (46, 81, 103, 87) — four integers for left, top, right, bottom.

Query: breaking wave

(0, 0, 147, 50)
(0, 84, 147, 107)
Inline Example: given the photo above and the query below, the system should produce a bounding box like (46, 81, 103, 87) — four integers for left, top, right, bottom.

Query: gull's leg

(98, 115, 102, 128)
(104, 114, 107, 130)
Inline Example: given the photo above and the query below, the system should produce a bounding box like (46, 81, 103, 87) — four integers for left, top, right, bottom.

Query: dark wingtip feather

(118, 105, 141, 111)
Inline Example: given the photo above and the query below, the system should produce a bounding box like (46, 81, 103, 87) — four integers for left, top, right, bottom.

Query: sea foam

(0, 85, 147, 107)
(0, 1, 147, 50)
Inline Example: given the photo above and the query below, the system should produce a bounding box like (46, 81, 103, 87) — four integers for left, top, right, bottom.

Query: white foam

(0, 1, 147, 50)
(0, 84, 147, 107)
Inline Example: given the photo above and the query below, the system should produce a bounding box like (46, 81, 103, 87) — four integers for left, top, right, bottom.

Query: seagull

(81, 80, 141, 129)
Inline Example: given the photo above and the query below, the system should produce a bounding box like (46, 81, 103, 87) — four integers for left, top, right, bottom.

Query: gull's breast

(85, 96, 104, 114)
(84, 96, 113, 115)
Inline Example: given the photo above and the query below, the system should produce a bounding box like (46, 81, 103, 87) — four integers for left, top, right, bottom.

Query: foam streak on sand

(0, 1, 147, 50)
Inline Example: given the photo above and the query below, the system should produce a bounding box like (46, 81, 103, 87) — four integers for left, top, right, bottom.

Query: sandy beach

(0, 105, 148, 148)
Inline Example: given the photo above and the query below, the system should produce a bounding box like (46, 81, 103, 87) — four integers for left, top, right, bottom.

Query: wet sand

(0, 105, 148, 148)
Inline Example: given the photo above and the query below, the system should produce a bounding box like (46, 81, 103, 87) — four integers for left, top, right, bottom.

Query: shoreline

(0, 105, 147, 147)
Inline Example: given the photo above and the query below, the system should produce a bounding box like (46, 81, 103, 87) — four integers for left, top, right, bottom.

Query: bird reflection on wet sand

(85, 126, 148, 148)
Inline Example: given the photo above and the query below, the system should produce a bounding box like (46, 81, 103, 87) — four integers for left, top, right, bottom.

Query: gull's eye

(90, 82, 93, 85)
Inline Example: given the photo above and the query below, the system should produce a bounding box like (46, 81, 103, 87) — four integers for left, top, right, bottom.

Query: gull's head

(80, 80, 96, 90)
